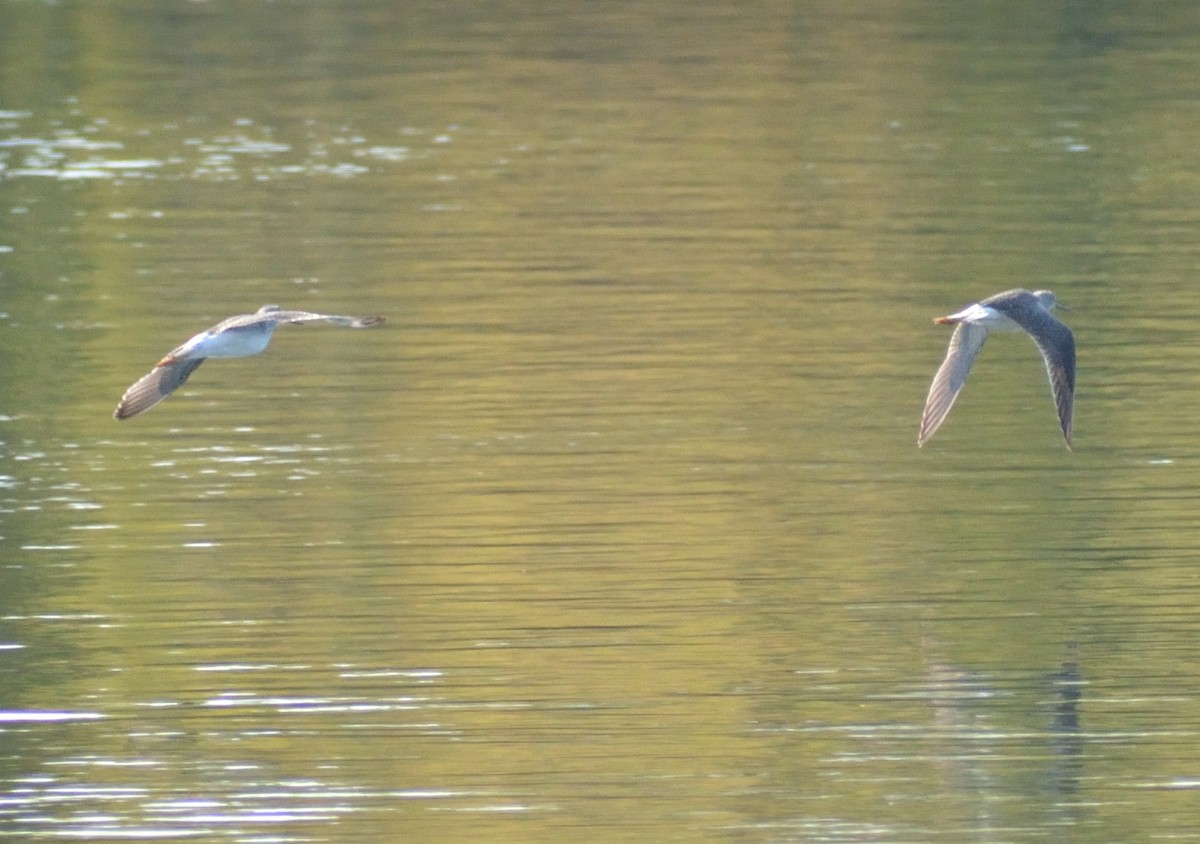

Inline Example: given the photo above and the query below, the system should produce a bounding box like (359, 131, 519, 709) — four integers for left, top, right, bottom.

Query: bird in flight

(114, 305, 384, 420)
(918, 289, 1075, 449)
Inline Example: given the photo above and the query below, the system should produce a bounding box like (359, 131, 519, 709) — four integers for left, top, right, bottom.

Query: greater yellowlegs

(114, 305, 385, 420)
(919, 289, 1075, 449)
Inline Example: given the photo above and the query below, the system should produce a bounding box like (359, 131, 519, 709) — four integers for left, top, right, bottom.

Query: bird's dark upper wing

(114, 358, 205, 420)
(999, 302, 1076, 447)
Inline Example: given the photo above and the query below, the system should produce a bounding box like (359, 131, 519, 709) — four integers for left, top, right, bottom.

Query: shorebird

(114, 305, 385, 420)
(918, 289, 1075, 449)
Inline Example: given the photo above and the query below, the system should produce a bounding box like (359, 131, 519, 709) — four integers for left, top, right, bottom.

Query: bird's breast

(190, 327, 275, 358)
(949, 304, 1023, 332)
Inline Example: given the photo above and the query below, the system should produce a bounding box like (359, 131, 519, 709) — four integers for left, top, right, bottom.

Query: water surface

(3, 1, 1200, 841)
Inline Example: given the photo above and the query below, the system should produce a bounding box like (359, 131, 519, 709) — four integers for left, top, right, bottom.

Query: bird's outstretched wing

(268, 310, 385, 328)
(1011, 308, 1075, 448)
(918, 322, 988, 447)
(114, 358, 206, 420)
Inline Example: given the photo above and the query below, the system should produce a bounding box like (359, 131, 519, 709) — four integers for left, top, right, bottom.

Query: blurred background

(2, 1, 1199, 840)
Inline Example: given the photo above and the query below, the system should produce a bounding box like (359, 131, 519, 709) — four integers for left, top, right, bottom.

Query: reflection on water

(3, 0, 1200, 841)
(1047, 652, 1083, 797)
